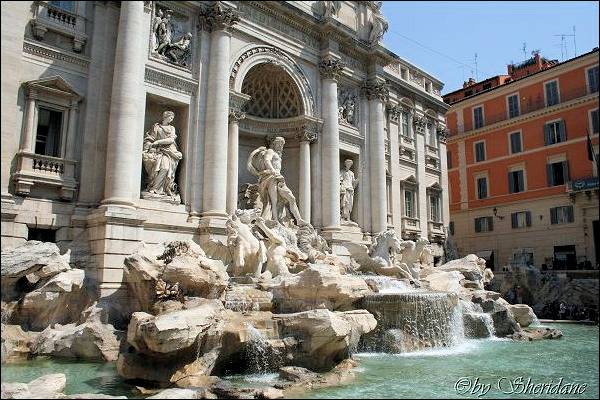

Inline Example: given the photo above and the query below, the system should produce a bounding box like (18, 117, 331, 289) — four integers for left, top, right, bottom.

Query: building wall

(446, 50, 599, 268)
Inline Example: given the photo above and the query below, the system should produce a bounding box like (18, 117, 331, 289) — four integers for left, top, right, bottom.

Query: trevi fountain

(1, 1, 598, 399)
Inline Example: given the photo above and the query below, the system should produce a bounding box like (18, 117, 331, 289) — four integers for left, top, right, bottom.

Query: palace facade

(1, 1, 449, 297)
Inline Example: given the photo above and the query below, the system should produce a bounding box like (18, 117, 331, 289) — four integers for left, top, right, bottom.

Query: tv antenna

(522, 42, 527, 59)
(554, 27, 576, 61)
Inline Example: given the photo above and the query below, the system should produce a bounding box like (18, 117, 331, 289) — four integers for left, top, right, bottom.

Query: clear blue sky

(381, 1, 600, 94)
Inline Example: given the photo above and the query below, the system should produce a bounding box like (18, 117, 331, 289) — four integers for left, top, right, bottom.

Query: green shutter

(508, 172, 514, 193)
(488, 217, 494, 231)
(547, 164, 553, 186)
(562, 161, 570, 182)
(475, 218, 480, 233)
(526, 211, 532, 227)
(567, 206, 574, 223)
(550, 207, 557, 224)
(559, 120, 567, 142)
(511, 213, 518, 228)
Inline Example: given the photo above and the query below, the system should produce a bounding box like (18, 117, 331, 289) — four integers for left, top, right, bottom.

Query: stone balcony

(31, 1, 87, 52)
(13, 151, 77, 200)
(427, 220, 446, 242)
(401, 216, 420, 238)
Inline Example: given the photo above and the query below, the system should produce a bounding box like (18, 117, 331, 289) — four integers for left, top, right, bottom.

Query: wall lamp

(493, 207, 504, 220)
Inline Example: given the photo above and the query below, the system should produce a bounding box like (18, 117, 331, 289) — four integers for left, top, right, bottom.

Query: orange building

(444, 49, 599, 270)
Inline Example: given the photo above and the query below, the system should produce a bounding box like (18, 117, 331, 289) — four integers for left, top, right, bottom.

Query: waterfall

(461, 300, 495, 338)
(363, 276, 417, 294)
(244, 323, 281, 374)
(359, 291, 464, 353)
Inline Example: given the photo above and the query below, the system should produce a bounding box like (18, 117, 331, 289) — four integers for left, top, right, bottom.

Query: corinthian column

(319, 56, 345, 231)
(363, 79, 389, 234)
(297, 126, 317, 222)
(200, 2, 239, 219)
(226, 109, 245, 214)
(102, 1, 145, 207)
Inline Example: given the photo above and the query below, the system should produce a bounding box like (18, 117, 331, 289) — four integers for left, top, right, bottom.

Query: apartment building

(444, 49, 599, 270)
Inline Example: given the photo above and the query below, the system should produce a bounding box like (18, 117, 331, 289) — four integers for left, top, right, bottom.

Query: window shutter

(546, 164, 553, 186)
(567, 206, 574, 223)
(550, 208, 557, 224)
(562, 161, 570, 182)
(559, 120, 567, 142)
(511, 212, 518, 229)
(508, 172, 514, 193)
(544, 124, 551, 145)
(517, 171, 524, 192)
(475, 218, 481, 233)
(526, 211, 532, 227)
(488, 217, 494, 231)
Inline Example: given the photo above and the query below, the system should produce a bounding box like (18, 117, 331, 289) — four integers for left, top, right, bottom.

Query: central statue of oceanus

(247, 136, 307, 226)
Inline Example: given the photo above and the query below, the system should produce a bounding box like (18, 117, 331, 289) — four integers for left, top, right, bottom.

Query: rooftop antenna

(522, 42, 527, 59)
(474, 53, 478, 81)
(573, 25, 577, 56)
(554, 30, 575, 61)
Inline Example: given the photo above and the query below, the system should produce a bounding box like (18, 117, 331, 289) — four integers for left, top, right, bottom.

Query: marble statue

(396, 237, 433, 281)
(142, 111, 182, 201)
(165, 33, 192, 67)
(151, 8, 164, 51)
(322, 1, 341, 18)
(247, 136, 306, 226)
(340, 159, 358, 222)
(154, 9, 173, 55)
(368, 10, 388, 44)
(255, 217, 291, 277)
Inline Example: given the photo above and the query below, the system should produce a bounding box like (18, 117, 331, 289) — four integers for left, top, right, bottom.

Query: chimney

(463, 77, 476, 88)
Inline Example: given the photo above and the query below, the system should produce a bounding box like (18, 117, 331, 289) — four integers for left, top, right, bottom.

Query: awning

(476, 250, 494, 260)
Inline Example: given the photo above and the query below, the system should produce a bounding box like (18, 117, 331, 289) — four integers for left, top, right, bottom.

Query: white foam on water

(242, 373, 280, 383)
(395, 339, 482, 358)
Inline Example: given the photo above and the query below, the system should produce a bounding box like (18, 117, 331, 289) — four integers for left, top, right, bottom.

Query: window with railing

(401, 113, 410, 137)
(547, 161, 569, 186)
(404, 190, 415, 218)
(429, 194, 440, 222)
(508, 94, 520, 118)
(35, 108, 63, 158)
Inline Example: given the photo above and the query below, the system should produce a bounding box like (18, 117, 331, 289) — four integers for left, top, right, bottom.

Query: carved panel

(338, 86, 359, 126)
(150, 2, 193, 69)
(145, 67, 197, 95)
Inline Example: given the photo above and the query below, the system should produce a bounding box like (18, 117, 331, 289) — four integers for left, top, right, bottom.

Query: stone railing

(426, 144, 439, 155)
(402, 216, 420, 233)
(428, 221, 445, 241)
(401, 135, 414, 146)
(32, 1, 87, 52)
(13, 151, 77, 200)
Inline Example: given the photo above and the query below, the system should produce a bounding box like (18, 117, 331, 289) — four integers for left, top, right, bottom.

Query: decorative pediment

(25, 76, 81, 100)
(401, 175, 418, 186)
(427, 182, 442, 192)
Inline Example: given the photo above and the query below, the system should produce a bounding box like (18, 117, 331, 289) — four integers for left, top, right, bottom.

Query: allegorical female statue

(142, 111, 182, 201)
(340, 159, 358, 222)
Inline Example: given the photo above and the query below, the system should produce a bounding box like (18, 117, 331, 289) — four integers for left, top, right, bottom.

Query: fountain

(359, 291, 464, 353)
(461, 300, 495, 338)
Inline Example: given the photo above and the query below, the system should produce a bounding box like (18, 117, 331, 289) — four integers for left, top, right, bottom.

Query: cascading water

(460, 300, 495, 338)
(362, 275, 418, 294)
(359, 291, 464, 353)
(244, 323, 281, 374)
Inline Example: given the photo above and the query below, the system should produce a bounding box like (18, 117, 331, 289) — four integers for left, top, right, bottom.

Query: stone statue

(368, 11, 388, 44)
(255, 217, 291, 277)
(322, 1, 341, 18)
(340, 159, 358, 222)
(142, 111, 182, 201)
(152, 8, 192, 67)
(247, 136, 306, 226)
(338, 95, 356, 125)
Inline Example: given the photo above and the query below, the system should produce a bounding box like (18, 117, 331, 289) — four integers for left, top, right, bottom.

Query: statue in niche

(152, 7, 191, 67)
(322, 1, 341, 18)
(340, 159, 358, 222)
(142, 110, 182, 202)
(247, 136, 307, 226)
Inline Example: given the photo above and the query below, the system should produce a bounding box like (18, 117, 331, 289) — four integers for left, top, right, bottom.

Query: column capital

(436, 125, 448, 143)
(200, 1, 240, 32)
(319, 56, 345, 80)
(229, 109, 246, 122)
(412, 114, 427, 134)
(361, 79, 389, 102)
(386, 104, 405, 122)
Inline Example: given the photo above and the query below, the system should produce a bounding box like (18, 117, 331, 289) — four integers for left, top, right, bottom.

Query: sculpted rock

(124, 241, 229, 313)
(31, 319, 121, 362)
(472, 297, 521, 337)
(147, 388, 215, 399)
(275, 309, 376, 371)
(345, 230, 412, 279)
(1, 241, 71, 301)
(1, 324, 39, 362)
(507, 327, 562, 341)
(1, 373, 66, 399)
(224, 285, 273, 312)
(270, 264, 371, 312)
(436, 254, 493, 290)
(507, 304, 537, 328)
(421, 271, 465, 293)
(17, 268, 89, 331)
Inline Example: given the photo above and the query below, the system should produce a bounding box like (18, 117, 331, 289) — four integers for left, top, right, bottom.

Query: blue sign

(570, 177, 599, 192)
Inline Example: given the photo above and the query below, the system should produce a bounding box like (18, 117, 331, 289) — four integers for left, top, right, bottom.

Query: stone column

(102, 1, 145, 207)
(297, 127, 317, 222)
(319, 56, 345, 231)
(200, 2, 239, 219)
(438, 125, 450, 228)
(387, 105, 403, 233)
(65, 100, 80, 160)
(364, 79, 389, 234)
(413, 114, 428, 237)
(226, 109, 244, 214)
(20, 90, 37, 152)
